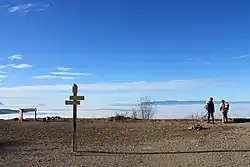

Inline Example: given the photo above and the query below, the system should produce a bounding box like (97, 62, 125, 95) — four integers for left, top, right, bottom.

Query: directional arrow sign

(65, 100, 80, 105)
(70, 96, 85, 101)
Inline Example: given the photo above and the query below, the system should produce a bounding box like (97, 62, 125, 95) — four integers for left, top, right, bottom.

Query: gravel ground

(1, 119, 250, 167)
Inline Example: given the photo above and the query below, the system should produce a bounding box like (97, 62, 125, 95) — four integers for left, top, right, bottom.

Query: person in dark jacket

(205, 97, 215, 124)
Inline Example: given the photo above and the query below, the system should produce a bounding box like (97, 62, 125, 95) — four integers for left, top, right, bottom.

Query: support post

(72, 91, 77, 152)
(35, 108, 37, 121)
(19, 108, 23, 121)
(65, 83, 85, 153)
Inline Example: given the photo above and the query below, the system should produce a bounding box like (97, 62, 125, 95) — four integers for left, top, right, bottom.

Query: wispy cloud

(0, 78, 226, 92)
(57, 67, 72, 71)
(8, 3, 35, 12)
(0, 64, 32, 69)
(186, 56, 211, 65)
(50, 72, 92, 76)
(0, 71, 7, 74)
(61, 76, 75, 80)
(32, 70, 90, 80)
(32, 75, 75, 80)
(0, 65, 8, 69)
(32, 75, 57, 79)
(232, 55, 249, 60)
(1, 2, 50, 13)
(0, 75, 8, 78)
(8, 54, 23, 60)
(10, 64, 32, 69)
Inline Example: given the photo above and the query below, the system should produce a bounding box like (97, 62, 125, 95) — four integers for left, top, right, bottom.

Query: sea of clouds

(0, 103, 249, 120)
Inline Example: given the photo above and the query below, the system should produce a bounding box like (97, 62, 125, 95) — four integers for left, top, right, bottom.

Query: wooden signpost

(65, 83, 85, 153)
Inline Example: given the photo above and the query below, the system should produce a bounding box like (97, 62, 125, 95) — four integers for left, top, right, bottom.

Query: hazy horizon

(1, 101, 250, 120)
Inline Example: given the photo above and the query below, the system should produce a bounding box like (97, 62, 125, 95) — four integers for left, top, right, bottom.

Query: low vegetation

(108, 96, 156, 121)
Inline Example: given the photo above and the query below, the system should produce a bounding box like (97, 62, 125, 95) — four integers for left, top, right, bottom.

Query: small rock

(12, 118, 19, 121)
(188, 124, 204, 131)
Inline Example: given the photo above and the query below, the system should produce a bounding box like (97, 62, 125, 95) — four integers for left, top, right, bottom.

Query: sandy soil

(1, 118, 250, 167)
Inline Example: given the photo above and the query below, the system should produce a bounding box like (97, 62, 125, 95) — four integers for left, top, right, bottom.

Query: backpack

(204, 103, 208, 110)
(225, 102, 230, 111)
(221, 102, 230, 112)
(221, 103, 226, 111)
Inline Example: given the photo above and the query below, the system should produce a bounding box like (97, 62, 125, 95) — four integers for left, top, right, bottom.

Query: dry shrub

(132, 96, 156, 120)
(107, 112, 131, 122)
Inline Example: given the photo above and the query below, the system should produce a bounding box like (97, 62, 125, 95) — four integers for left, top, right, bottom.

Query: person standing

(205, 97, 215, 124)
(220, 100, 229, 123)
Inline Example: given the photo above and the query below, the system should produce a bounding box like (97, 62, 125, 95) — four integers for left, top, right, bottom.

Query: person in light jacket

(220, 100, 229, 123)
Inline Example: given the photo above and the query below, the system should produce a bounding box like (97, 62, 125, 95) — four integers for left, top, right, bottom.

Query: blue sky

(0, 0, 250, 110)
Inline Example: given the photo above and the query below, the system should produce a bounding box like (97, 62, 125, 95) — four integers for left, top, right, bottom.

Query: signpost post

(65, 83, 85, 153)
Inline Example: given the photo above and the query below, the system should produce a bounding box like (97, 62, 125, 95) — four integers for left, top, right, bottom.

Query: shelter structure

(19, 108, 37, 121)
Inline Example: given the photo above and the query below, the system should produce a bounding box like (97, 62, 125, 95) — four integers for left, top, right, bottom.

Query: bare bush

(115, 111, 129, 117)
(190, 112, 207, 127)
(188, 112, 208, 131)
(131, 106, 138, 119)
(132, 96, 156, 120)
(191, 112, 207, 121)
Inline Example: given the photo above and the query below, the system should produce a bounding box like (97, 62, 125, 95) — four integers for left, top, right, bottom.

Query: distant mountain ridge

(1, 101, 250, 115)
(0, 109, 19, 114)
(152, 100, 250, 105)
(112, 100, 250, 106)
(0, 109, 34, 115)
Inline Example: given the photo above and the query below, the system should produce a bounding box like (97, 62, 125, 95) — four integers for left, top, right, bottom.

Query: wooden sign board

(65, 100, 80, 105)
(70, 96, 85, 101)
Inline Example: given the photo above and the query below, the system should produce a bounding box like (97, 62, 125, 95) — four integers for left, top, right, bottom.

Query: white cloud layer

(50, 72, 91, 76)
(32, 75, 57, 79)
(232, 55, 249, 60)
(0, 64, 32, 69)
(0, 71, 7, 74)
(57, 67, 72, 71)
(0, 78, 225, 92)
(0, 75, 8, 78)
(61, 76, 75, 80)
(1, 104, 250, 120)
(8, 54, 23, 60)
(32, 69, 91, 80)
(0, 65, 8, 69)
(8, 3, 36, 12)
(11, 64, 32, 69)
(32, 75, 75, 80)
(6, 2, 50, 13)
